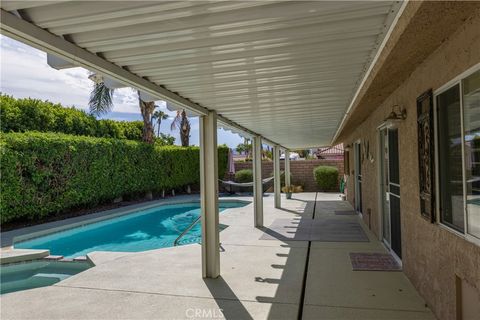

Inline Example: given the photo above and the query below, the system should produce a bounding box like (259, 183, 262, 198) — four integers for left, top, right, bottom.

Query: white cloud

(0, 35, 138, 114)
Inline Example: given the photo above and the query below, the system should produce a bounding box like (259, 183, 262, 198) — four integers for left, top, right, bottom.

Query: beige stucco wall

(343, 13, 480, 320)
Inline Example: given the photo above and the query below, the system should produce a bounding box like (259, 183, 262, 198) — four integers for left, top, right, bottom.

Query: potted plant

(282, 185, 303, 199)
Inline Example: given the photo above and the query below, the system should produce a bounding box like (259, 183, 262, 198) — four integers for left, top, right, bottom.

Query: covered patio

(0, 0, 404, 278)
(0, 1, 452, 319)
(0, 193, 434, 319)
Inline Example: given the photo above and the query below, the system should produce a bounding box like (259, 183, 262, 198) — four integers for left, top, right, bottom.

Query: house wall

(232, 159, 344, 192)
(343, 13, 480, 320)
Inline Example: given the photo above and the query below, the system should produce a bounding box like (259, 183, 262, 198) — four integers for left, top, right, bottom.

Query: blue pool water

(15, 201, 247, 258)
(1, 260, 91, 294)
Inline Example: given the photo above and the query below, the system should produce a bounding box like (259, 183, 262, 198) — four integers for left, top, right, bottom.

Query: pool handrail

(173, 216, 201, 246)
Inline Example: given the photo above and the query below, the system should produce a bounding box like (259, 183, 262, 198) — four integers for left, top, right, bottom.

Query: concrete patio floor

(0, 193, 434, 320)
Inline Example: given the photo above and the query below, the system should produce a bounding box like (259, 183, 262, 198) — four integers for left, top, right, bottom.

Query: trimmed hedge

(235, 169, 253, 183)
(0, 132, 228, 224)
(313, 166, 339, 191)
(0, 95, 145, 140)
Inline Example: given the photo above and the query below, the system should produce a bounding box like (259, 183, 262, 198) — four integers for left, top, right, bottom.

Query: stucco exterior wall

(343, 13, 480, 320)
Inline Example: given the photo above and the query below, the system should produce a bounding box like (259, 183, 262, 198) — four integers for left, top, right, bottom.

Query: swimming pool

(15, 201, 247, 258)
(1, 260, 91, 294)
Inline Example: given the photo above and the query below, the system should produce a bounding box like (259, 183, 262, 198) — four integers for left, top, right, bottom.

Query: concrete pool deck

(0, 193, 435, 319)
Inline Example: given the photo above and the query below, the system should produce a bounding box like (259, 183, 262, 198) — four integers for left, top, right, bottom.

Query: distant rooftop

(315, 144, 344, 159)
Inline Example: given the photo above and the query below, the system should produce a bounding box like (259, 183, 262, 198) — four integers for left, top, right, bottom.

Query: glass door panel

(388, 129, 402, 258)
(354, 142, 363, 213)
(463, 70, 480, 239)
(381, 129, 391, 245)
(437, 84, 465, 232)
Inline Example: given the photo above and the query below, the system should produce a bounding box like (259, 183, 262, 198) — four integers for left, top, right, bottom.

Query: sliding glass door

(463, 70, 480, 239)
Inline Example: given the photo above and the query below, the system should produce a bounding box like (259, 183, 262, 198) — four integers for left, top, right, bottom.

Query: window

(437, 84, 464, 232)
(436, 68, 480, 242)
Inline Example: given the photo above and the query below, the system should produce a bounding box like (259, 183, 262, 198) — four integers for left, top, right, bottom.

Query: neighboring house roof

(232, 154, 247, 162)
(315, 144, 344, 159)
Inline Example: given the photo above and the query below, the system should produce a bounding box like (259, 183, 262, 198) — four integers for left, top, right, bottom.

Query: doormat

(349, 253, 402, 271)
(259, 219, 369, 242)
(334, 210, 356, 215)
(310, 220, 369, 242)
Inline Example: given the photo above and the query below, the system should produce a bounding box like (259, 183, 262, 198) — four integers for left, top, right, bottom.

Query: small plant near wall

(281, 185, 303, 199)
(313, 166, 339, 191)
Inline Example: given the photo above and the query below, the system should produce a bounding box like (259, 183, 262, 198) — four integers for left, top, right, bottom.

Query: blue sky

(0, 35, 243, 147)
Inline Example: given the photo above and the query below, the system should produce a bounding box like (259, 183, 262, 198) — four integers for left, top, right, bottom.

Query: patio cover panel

(0, 1, 402, 148)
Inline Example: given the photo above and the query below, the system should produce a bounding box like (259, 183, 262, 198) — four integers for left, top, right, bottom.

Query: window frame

(433, 63, 480, 247)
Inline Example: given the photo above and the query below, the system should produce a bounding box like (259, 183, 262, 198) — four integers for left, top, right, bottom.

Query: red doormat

(349, 253, 402, 271)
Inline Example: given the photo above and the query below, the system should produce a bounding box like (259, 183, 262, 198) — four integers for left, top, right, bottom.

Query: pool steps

(32, 273, 71, 281)
(1, 249, 92, 267)
(43, 255, 63, 261)
(0, 249, 49, 265)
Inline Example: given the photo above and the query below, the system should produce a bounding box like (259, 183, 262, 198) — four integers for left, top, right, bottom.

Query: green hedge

(0, 95, 144, 140)
(313, 166, 339, 191)
(0, 132, 228, 224)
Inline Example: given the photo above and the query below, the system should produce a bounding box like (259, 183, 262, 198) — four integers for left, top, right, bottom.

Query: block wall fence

(230, 159, 344, 192)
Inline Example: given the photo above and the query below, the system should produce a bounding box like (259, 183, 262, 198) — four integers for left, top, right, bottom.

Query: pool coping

(0, 249, 50, 265)
(1, 195, 250, 249)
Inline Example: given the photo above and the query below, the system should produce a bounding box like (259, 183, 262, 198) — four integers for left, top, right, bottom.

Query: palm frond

(89, 82, 114, 116)
(152, 110, 168, 121)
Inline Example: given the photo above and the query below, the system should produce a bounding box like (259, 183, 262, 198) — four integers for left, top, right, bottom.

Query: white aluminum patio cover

(0, 1, 403, 148)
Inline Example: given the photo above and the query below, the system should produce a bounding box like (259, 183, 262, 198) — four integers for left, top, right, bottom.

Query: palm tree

(88, 77, 155, 144)
(138, 95, 156, 144)
(170, 109, 191, 147)
(89, 80, 114, 116)
(151, 110, 168, 137)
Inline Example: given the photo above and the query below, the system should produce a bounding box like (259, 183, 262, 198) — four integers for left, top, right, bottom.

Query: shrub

(313, 166, 339, 191)
(0, 132, 228, 224)
(235, 169, 253, 183)
(0, 95, 174, 144)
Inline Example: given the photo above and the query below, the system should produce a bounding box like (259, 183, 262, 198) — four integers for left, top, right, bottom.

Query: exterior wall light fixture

(384, 105, 407, 129)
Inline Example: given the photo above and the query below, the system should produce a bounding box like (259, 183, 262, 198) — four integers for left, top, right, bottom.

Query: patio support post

(253, 135, 264, 227)
(285, 150, 291, 188)
(199, 111, 220, 278)
(273, 145, 281, 208)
